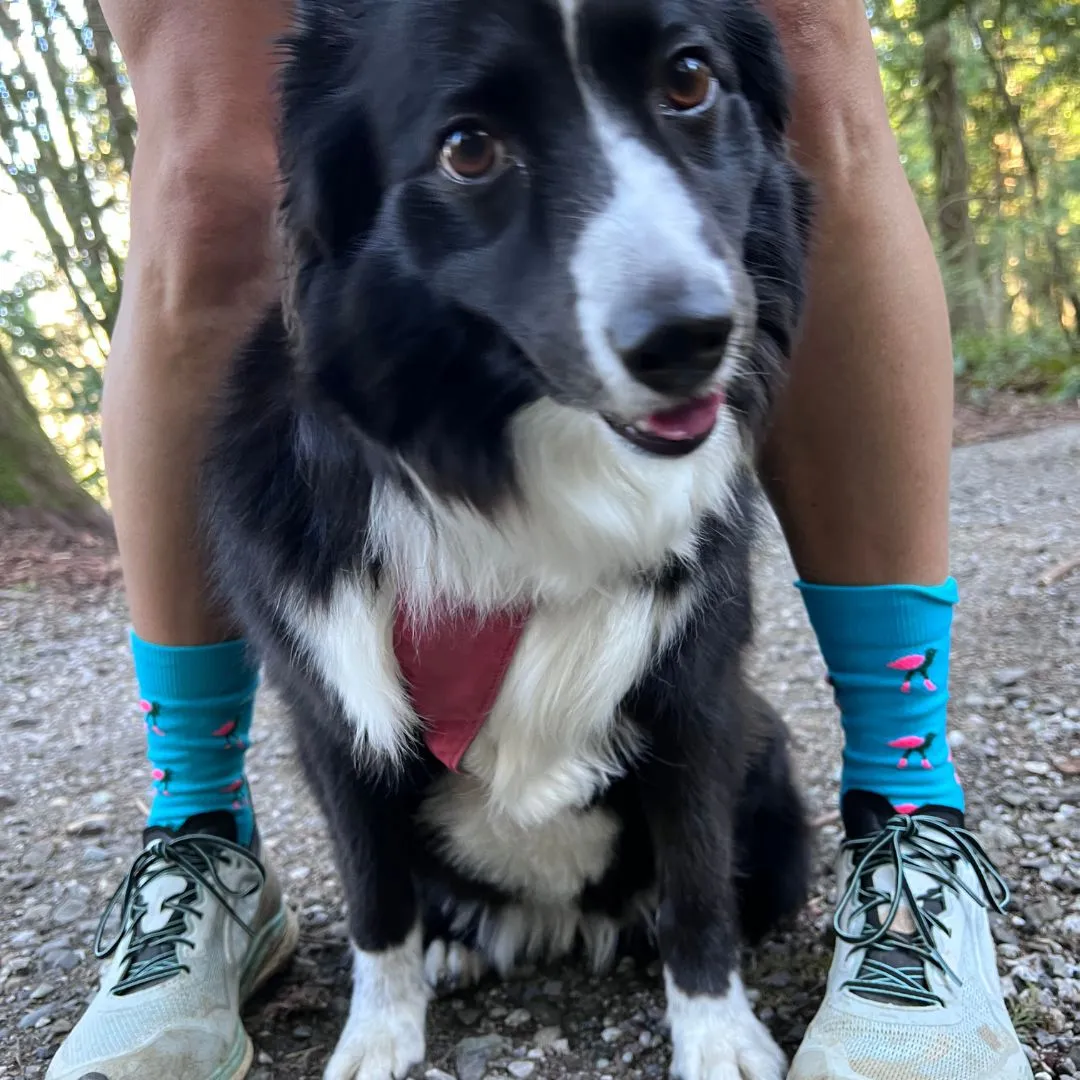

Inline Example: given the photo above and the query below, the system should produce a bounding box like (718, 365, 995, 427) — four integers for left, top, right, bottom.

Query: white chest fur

(282, 399, 743, 822)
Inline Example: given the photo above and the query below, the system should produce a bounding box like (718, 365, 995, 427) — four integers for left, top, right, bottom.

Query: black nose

(609, 300, 734, 397)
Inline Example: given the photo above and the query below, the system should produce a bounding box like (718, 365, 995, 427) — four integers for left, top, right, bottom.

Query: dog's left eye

(660, 51, 718, 114)
(439, 127, 509, 183)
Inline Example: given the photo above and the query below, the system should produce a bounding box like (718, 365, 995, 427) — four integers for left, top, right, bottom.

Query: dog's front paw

(325, 933, 430, 1080)
(665, 969, 786, 1080)
(324, 1016, 426, 1080)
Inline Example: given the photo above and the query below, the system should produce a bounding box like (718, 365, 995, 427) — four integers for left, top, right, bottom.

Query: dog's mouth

(604, 391, 726, 457)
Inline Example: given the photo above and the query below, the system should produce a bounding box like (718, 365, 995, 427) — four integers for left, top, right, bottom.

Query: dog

(202, 0, 814, 1077)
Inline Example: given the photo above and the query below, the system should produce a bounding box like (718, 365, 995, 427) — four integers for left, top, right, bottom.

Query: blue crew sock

(131, 633, 259, 846)
(798, 578, 964, 816)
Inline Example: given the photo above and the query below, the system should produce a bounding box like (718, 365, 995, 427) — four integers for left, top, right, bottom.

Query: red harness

(393, 604, 530, 771)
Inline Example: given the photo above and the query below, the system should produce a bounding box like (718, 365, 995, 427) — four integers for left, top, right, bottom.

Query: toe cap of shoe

(46, 1021, 246, 1080)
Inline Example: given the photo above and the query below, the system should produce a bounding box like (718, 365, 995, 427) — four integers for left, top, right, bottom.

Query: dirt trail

(2, 424, 1078, 1080)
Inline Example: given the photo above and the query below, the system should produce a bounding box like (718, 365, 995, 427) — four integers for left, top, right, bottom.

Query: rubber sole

(211, 902, 300, 1080)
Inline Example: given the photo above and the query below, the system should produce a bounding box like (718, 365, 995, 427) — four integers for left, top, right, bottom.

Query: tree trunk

(0, 353, 111, 535)
(922, 18, 988, 335)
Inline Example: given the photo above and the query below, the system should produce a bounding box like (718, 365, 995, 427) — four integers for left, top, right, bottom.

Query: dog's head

(281, 0, 812, 506)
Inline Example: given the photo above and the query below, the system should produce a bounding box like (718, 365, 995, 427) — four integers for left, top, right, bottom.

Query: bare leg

(759, 0, 953, 587)
(100, 0, 290, 644)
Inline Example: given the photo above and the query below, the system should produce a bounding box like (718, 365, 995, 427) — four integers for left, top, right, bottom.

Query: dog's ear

(278, 4, 383, 266)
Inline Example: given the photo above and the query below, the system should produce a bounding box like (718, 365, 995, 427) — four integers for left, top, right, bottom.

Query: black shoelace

(93, 834, 264, 995)
(835, 814, 1010, 1007)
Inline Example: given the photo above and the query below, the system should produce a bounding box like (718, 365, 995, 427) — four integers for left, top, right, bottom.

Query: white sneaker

(47, 816, 298, 1080)
(788, 795, 1033, 1080)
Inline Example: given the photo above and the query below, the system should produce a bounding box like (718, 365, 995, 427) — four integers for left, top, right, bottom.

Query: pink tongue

(641, 392, 725, 441)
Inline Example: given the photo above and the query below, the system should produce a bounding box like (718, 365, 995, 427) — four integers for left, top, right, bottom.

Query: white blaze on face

(555, 0, 738, 416)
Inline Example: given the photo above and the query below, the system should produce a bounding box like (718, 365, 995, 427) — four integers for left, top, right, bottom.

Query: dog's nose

(608, 295, 734, 398)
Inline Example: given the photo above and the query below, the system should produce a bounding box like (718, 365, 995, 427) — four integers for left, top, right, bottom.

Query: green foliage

(1, 0, 130, 501)
(874, 0, 1080, 393)
(0, 0, 1078, 505)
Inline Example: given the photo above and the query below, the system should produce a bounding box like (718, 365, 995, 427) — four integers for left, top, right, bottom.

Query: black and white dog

(204, 0, 814, 1077)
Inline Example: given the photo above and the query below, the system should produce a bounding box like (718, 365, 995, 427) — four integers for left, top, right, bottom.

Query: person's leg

(47, 4, 298, 1078)
(759, 0, 964, 821)
(758, 5, 1031, 1078)
(100, 0, 293, 844)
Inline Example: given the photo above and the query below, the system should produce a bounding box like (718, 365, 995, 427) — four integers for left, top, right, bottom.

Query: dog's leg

(735, 694, 811, 945)
(637, 687, 787, 1080)
(296, 729, 430, 1080)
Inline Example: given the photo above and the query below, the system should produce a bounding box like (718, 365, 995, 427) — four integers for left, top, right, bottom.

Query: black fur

(203, 0, 814, 1065)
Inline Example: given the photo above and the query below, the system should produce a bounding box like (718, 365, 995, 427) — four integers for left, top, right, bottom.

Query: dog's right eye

(439, 127, 507, 183)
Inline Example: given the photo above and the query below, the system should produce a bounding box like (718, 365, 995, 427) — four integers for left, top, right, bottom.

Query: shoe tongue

(142, 809, 239, 847)
(841, 789, 964, 839)
(841, 791, 961, 1007)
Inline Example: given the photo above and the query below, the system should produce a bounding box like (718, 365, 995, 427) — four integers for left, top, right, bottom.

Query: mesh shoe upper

(788, 793, 1034, 1080)
(46, 816, 294, 1080)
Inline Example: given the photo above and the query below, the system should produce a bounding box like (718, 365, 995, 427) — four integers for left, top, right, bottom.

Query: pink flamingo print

(151, 767, 171, 795)
(888, 731, 938, 769)
(887, 648, 938, 693)
(212, 718, 246, 750)
(220, 777, 249, 810)
(140, 699, 166, 737)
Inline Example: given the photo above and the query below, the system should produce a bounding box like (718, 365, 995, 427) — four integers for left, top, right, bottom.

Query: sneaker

(47, 811, 298, 1080)
(787, 792, 1033, 1080)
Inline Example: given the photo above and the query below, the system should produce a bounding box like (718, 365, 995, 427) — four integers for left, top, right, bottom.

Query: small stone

(65, 814, 110, 836)
(18, 1004, 57, 1030)
(1060, 914, 1080, 937)
(1, 957, 31, 978)
(457, 1008, 481, 1026)
(426, 1069, 457, 1080)
(601, 1027, 623, 1044)
(21, 841, 54, 870)
(41, 948, 79, 972)
(257, 1051, 273, 1066)
(994, 668, 1029, 687)
(29, 982, 53, 1001)
(533, 1027, 562, 1049)
(292, 1024, 312, 1039)
(1023, 761, 1051, 776)
(508, 1063, 535, 1078)
(52, 896, 86, 926)
(83, 845, 111, 863)
(8, 929, 37, 948)
(0, 791, 17, 809)
(550, 1038, 570, 1055)
(505, 1008, 531, 1028)
(456, 1034, 511, 1080)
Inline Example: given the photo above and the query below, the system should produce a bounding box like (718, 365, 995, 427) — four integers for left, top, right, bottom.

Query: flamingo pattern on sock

(132, 634, 259, 845)
(887, 648, 939, 693)
(798, 578, 965, 816)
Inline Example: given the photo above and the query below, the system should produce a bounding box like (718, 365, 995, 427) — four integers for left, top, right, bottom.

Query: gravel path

(2, 424, 1078, 1080)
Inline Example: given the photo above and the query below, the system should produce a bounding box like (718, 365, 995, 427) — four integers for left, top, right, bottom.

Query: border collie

(204, 1, 814, 1077)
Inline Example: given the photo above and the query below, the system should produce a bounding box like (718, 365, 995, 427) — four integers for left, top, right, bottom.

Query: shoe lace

(835, 814, 1010, 1007)
(93, 833, 265, 995)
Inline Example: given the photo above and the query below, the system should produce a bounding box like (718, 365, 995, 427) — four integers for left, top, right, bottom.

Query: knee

(128, 128, 282, 320)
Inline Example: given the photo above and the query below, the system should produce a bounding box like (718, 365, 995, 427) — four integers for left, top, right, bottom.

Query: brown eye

(661, 52, 717, 113)
(439, 127, 506, 182)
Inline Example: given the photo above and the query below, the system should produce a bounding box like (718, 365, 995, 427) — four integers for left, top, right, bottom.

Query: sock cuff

(130, 631, 260, 702)
(796, 577, 959, 651)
